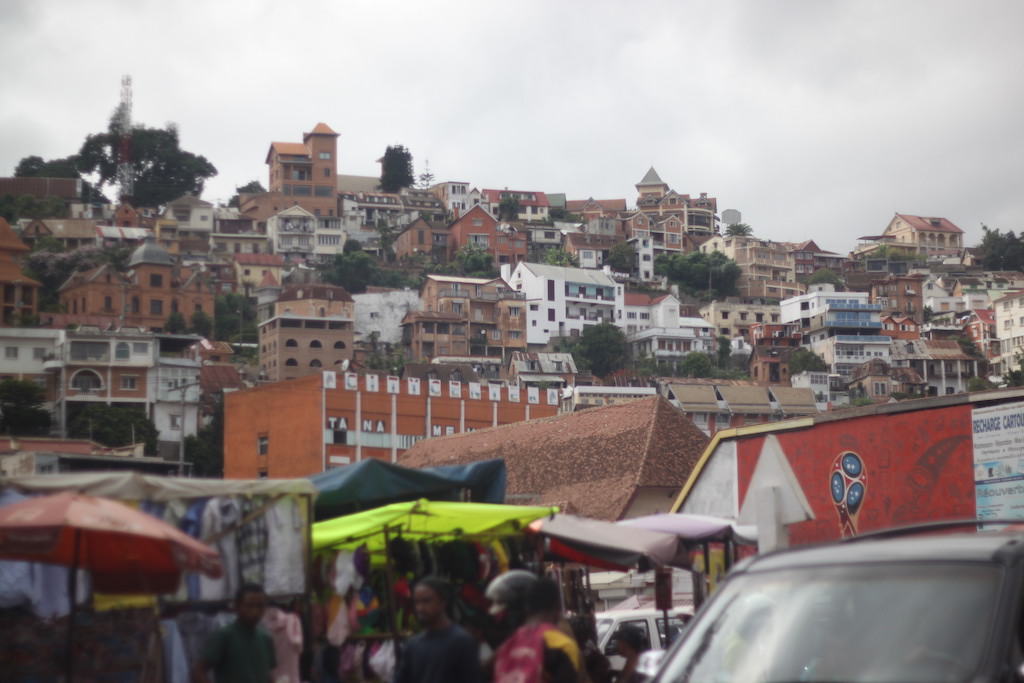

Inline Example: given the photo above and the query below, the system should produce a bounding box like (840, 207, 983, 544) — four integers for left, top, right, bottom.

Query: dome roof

(129, 235, 173, 267)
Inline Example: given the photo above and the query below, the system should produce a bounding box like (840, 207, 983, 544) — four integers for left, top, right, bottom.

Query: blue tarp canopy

(309, 458, 506, 521)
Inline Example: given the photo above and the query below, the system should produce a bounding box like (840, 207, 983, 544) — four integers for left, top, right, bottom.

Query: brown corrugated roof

(718, 386, 772, 413)
(769, 387, 818, 414)
(667, 384, 719, 411)
(200, 364, 246, 394)
(278, 284, 353, 303)
(398, 395, 709, 520)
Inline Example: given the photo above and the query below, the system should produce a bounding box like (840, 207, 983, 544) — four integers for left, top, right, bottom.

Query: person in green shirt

(193, 583, 277, 683)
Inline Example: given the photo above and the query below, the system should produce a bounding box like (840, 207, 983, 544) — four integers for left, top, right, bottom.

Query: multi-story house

(633, 168, 717, 236)
(880, 314, 921, 340)
(0, 327, 61, 404)
(0, 218, 41, 326)
(525, 225, 566, 262)
(780, 284, 891, 381)
(853, 213, 965, 260)
(507, 351, 587, 388)
(700, 300, 782, 341)
(503, 262, 624, 346)
(394, 218, 449, 264)
(235, 253, 289, 294)
(963, 309, 999, 361)
(211, 209, 268, 257)
(890, 339, 983, 396)
(401, 275, 527, 362)
(702, 234, 803, 300)
(565, 232, 621, 269)
(160, 194, 215, 243)
(258, 284, 355, 383)
(870, 274, 926, 323)
(447, 205, 527, 266)
(265, 122, 340, 218)
(746, 322, 806, 386)
(564, 198, 627, 221)
(58, 236, 215, 332)
(848, 358, 928, 401)
(429, 181, 471, 218)
(992, 289, 1024, 375)
(481, 189, 550, 222)
(18, 217, 101, 251)
(398, 188, 446, 224)
(624, 292, 716, 372)
(43, 326, 201, 461)
(787, 240, 849, 282)
(266, 206, 315, 261)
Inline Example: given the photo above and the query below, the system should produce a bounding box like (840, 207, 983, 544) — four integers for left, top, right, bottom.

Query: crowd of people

(199, 573, 653, 683)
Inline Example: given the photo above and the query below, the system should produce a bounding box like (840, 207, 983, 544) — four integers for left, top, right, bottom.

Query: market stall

(0, 473, 317, 682)
(309, 499, 557, 681)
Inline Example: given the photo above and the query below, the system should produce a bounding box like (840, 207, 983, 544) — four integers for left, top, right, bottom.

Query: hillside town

(0, 120, 1016, 484)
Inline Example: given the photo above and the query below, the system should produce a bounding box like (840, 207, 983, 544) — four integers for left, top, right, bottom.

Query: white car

(595, 608, 692, 672)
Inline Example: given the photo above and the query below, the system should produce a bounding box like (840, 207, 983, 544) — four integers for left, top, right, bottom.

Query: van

(595, 608, 692, 672)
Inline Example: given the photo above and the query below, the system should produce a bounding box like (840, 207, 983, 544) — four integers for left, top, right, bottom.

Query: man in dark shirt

(392, 576, 482, 683)
(193, 583, 277, 683)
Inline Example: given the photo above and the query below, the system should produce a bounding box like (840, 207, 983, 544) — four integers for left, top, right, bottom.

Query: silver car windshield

(655, 562, 1000, 683)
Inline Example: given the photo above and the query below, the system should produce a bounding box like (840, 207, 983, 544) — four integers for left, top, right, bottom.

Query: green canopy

(312, 499, 557, 557)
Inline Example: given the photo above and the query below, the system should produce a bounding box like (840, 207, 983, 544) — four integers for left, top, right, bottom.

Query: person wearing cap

(392, 576, 481, 683)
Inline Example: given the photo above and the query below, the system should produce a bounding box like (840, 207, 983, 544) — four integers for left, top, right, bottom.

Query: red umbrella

(0, 491, 223, 681)
(0, 490, 222, 592)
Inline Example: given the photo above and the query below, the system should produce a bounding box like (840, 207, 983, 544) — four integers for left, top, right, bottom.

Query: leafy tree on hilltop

(680, 351, 714, 378)
(77, 120, 217, 206)
(978, 225, 1024, 272)
(656, 250, 741, 299)
(724, 222, 753, 237)
(379, 145, 414, 193)
(228, 180, 266, 208)
(807, 267, 844, 287)
(569, 323, 629, 379)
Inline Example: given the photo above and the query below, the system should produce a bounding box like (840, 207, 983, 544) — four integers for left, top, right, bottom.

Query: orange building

(223, 371, 560, 478)
(58, 236, 215, 332)
(447, 205, 527, 265)
(265, 122, 340, 218)
(0, 217, 40, 325)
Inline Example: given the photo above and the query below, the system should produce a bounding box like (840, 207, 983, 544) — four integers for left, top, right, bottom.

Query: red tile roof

(398, 395, 709, 520)
(0, 217, 29, 253)
(200, 364, 247, 395)
(481, 189, 551, 208)
(895, 214, 964, 234)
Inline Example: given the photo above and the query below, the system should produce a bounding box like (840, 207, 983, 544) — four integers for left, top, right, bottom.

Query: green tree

(228, 180, 266, 208)
(788, 348, 828, 374)
(453, 244, 497, 278)
(679, 352, 714, 378)
(606, 241, 635, 274)
(807, 268, 843, 287)
(379, 145, 414, 193)
(548, 207, 583, 222)
(165, 311, 187, 333)
(320, 246, 379, 294)
(717, 336, 732, 369)
(977, 225, 1024, 271)
(376, 219, 397, 263)
(0, 379, 51, 436)
(573, 323, 629, 379)
(68, 403, 158, 453)
(185, 397, 224, 477)
(0, 193, 69, 223)
(190, 310, 214, 338)
(724, 222, 753, 237)
(77, 121, 217, 206)
(498, 196, 521, 221)
(968, 376, 995, 392)
(214, 293, 257, 342)
(543, 248, 577, 267)
(655, 251, 741, 299)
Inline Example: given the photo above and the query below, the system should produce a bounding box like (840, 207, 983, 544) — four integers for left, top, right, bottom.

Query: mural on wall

(735, 404, 975, 546)
(830, 452, 866, 538)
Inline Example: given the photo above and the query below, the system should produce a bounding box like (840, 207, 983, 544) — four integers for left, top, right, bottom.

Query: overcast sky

(2, 0, 1022, 254)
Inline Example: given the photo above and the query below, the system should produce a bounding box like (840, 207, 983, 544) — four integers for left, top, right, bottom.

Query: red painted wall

(735, 404, 975, 545)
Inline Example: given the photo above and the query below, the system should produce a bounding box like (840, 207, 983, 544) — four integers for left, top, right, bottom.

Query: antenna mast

(115, 75, 133, 203)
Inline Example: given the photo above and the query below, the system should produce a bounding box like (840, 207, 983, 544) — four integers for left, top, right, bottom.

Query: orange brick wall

(224, 373, 559, 479)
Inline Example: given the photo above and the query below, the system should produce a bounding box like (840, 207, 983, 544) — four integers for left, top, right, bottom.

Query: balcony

(824, 301, 882, 311)
(835, 334, 890, 343)
(824, 320, 883, 329)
